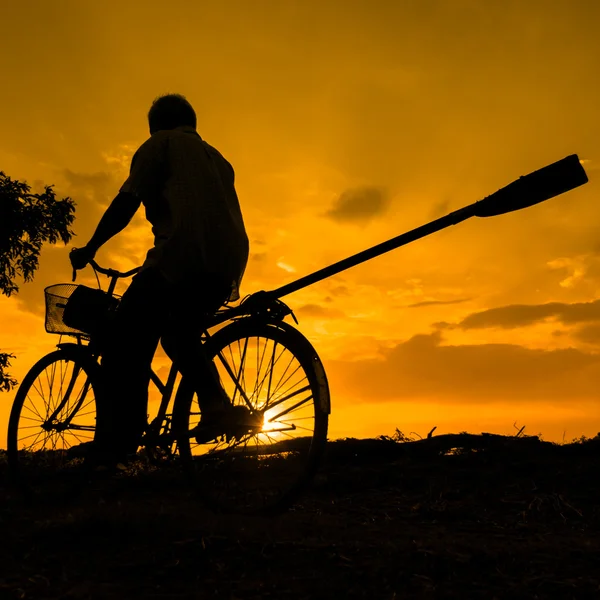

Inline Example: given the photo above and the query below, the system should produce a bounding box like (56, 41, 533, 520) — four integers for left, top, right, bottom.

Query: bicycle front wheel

(7, 346, 100, 492)
(174, 319, 330, 515)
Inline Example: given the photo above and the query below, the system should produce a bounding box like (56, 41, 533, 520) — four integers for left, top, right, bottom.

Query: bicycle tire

(7, 345, 101, 495)
(174, 318, 330, 515)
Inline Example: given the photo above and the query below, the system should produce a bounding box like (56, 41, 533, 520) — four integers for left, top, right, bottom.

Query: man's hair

(148, 93, 197, 133)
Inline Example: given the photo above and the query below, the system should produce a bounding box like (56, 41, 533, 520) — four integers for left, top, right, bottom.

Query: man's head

(148, 93, 197, 135)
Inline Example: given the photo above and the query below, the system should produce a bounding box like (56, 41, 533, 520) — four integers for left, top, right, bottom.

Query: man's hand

(70, 246, 96, 272)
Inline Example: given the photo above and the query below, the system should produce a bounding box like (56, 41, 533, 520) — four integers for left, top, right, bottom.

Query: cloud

(100, 144, 137, 173)
(60, 169, 117, 241)
(276, 260, 296, 273)
(408, 298, 470, 308)
(546, 257, 586, 288)
(329, 284, 351, 297)
(296, 303, 345, 318)
(62, 170, 114, 200)
(325, 186, 389, 223)
(457, 300, 600, 330)
(572, 323, 600, 345)
(325, 330, 600, 403)
(429, 199, 450, 219)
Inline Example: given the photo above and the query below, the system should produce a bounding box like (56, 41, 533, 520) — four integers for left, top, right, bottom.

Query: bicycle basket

(44, 284, 119, 337)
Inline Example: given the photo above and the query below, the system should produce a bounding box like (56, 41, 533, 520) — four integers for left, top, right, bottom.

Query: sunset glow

(2, 0, 600, 448)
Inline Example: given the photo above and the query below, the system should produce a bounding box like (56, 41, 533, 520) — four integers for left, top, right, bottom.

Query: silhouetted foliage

(0, 171, 75, 391)
(0, 352, 17, 392)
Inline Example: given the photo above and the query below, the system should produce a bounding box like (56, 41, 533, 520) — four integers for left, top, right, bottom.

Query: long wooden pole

(268, 154, 587, 299)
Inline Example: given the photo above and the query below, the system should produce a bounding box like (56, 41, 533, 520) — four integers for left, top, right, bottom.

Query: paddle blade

(474, 154, 588, 217)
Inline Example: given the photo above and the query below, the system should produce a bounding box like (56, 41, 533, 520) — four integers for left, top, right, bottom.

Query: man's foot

(194, 405, 263, 444)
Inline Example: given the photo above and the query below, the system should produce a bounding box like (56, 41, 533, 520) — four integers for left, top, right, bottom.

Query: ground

(1, 432, 599, 599)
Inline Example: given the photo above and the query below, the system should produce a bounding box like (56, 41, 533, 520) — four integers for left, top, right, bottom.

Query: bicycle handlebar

(88, 259, 141, 279)
(71, 258, 141, 282)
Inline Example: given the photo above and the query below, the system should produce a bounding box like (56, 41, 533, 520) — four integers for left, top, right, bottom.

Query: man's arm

(70, 191, 141, 269)
(71, 133, 166, 271)
(87, 191, 141, 253)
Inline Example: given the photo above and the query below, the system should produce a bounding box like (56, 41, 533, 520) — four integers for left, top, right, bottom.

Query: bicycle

(7, 260, 331, 515)
(6, 154, 588, 513)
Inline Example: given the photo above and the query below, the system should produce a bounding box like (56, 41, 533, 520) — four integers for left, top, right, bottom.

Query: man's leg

(95, 268, 170, 461)
(160, 274, 231, 415)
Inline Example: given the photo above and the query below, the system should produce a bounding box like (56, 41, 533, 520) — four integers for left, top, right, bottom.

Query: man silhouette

(70, 93, 250, 466)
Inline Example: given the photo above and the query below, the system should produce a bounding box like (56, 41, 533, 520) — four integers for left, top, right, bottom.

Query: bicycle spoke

(31, 379, 49, 415)
(67, 430, 86, 445)
(271, 370, 308, 400)
(77, 395, 96, 416)
(217, 350, 252, 408)
(252, 340, 286, 407)
(18, 429, 46, 444)
(264, 386, 312, 414)
(266, 340, 278, 406)
(239, 338, 248, 401)
(22, 399, 44, 422)
(23, 432, 46, 452)
(74, 409, 96, 418)
(271, 359, 302, 401)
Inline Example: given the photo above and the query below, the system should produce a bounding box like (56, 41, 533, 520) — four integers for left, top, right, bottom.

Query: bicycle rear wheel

(174, 319, 330, 515)
(7, 345, 100, 494)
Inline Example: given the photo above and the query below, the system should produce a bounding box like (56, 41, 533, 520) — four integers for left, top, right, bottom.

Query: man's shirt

(120, 126, 249, 302)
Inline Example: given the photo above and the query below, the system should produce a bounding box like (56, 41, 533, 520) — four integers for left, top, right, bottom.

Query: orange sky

(1, 0, 600, 447)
